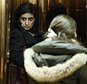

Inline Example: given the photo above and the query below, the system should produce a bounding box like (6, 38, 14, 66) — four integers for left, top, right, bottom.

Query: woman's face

(19, 13, 35, 30)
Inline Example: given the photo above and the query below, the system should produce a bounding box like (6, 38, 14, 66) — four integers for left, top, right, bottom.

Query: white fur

(24, 48, 87, 82)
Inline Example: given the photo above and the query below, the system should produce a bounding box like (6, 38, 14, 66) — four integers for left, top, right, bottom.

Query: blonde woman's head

(47, 15, 79, 43)
(47, 15, 77, 40)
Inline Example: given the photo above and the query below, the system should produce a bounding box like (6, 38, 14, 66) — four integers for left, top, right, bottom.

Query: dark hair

(14, 2, 37, 22)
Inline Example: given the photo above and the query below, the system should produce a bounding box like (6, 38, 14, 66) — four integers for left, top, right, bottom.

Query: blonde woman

(24, 15, 87, 84)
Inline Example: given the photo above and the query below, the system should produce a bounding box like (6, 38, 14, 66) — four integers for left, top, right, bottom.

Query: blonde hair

(49, 15, 78, 43)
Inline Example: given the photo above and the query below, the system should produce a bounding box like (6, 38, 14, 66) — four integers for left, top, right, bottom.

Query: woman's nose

(25, 19, 29, 25)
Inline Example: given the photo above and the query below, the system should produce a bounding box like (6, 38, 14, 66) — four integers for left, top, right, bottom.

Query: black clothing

(9, 2, 44, 84)
(10, 26, 44, 67)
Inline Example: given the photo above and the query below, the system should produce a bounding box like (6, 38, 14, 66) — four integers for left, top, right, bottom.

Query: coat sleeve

(10, 30, 25, 67)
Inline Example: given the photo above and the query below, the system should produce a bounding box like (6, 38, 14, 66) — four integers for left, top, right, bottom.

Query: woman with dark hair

(13, 2, 39, 32)
(10, 2, 44, 67)
(8, 2, 44, 84)
(24, 15, 87, 84)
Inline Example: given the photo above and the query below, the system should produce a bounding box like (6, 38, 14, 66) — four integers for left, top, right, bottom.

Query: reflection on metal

(29, 0, 37, 4)
(0, 0, 86, 84)
(59, 0, 62, 3)
(0, 0, 6, 84)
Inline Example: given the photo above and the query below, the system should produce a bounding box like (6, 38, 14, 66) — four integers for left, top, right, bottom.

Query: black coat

(10, 27, 44, 67)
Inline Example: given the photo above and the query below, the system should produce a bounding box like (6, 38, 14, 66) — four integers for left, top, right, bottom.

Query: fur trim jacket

(24, 39, 87, 83)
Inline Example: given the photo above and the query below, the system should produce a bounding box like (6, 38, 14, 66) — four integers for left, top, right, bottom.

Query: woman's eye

(28, 17, 34, 21)
(21, 17, 26, 21)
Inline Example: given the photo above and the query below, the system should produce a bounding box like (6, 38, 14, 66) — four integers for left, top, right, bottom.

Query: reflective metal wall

(0, 0, 87, 84)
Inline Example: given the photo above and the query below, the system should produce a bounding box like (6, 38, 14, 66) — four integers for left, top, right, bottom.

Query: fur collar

(24, 48, 87, 82)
